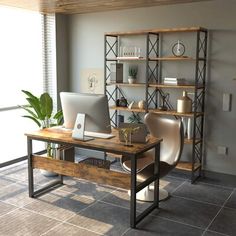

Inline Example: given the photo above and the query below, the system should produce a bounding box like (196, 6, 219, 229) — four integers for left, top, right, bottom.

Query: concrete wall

(67, 0, 236, 175)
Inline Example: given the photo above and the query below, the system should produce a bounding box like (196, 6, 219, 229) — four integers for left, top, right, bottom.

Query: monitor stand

(72, 113, 93, 141)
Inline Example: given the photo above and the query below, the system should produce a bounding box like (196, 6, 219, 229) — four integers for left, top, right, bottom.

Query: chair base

(128, 186, 169, 202)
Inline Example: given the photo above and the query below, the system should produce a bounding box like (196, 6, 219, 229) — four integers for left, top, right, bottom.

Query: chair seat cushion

(122, 155, 153, 173)
(122, 157, 173, 182)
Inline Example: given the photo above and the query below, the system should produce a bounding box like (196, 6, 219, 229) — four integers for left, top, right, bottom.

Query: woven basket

(80, 157, 111, 169)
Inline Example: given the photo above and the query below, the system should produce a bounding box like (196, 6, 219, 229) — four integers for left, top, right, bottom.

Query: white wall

(67, 0, 236, 175)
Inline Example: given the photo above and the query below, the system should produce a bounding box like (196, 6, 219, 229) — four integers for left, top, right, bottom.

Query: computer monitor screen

(60, 92, 111, 133)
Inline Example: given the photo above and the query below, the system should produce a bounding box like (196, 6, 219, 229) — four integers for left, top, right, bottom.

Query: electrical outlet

(222, 93, 231, 111)
(217, 146, 228, 155)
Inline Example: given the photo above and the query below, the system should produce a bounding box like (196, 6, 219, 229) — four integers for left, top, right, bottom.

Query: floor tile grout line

(44, 190, 120, 236)
(99, 195, 214, 232)
(151, 213, 206, 231)
(52, 199, 107, 236)
(0, 180, 25, 190)
(120, 227, 131, 236)
(169, 180, 187, 194)
(165, 174, 189, 181)
(0, 207, 20, 219)
(100, 197, 205, 232)
(203, 229, 230, 236)
(194, 180, 235, 191)
(22, 202, 104, 236)
(171, 193, 225, 207)
(202, 188, 235, 235)
(39, 222, 64, 236)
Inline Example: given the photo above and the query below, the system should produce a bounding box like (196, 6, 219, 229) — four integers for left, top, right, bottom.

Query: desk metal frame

(26, 129, 161, 228)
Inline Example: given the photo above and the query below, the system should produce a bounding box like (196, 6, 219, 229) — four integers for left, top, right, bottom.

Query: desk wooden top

(25, 127, 162, 156)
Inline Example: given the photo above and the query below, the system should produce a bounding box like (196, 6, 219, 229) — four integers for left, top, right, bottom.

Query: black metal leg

(27, 137, 34, 197)
(130, 154, 137, 228)
(27, 138, 64, 198)
(154, 144, 160, 206)
(131, 142, 161, 228)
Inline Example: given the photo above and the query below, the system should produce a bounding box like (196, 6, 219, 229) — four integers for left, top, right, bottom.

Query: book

(163, 78, 186, 85)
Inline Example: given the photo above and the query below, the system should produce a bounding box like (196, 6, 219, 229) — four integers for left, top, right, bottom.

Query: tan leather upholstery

(121, 113, 184, 186)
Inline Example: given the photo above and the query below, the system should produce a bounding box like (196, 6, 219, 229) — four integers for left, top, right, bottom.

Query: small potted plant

(128, 65, 138, 84)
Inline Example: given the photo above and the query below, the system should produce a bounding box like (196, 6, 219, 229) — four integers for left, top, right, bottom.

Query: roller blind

(42, 13, 57, 111)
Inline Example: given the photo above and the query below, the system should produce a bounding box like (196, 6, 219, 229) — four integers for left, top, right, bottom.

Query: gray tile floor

(0, 161, 235, 236)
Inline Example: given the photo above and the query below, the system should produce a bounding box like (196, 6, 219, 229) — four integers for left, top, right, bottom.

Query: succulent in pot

(128, 65, 138, 84)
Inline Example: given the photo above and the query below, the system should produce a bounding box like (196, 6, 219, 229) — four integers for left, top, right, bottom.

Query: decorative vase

(128, 76, 135, 84)
(40, 142, 59, 177)
(138, 100, 145, 109)
(181, 117, 187, 137)
(177, 91, 192, 113)
(187, 118, 192, 140)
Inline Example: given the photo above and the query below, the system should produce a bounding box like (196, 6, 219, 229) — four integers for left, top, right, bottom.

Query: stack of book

(163, 77, 186, 85)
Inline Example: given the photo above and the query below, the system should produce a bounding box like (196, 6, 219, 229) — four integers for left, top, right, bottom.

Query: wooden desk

(25, 128, 162, 228)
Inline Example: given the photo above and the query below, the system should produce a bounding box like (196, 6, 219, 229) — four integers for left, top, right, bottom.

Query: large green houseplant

(20, 90, 63, 157)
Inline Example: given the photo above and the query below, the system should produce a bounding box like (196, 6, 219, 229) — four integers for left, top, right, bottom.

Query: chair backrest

(144, 113, 184, 166)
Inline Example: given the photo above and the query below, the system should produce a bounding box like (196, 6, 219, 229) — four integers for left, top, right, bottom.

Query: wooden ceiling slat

(0, 0, 213, 14)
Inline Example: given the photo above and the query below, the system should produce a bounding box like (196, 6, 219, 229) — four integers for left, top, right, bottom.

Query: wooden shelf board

(149, 56, 206, 61)
(110, 105, 146, 113)
(184, 138, 202, 144)
(148, 83, 204, 89)
(176, 162, 201, 171)
(105, 27, 206, 36)
(149, 109, 203, 117)
(117, 57, 146, 61)
(106, 58, 118, 61)
(149, 56, 194, 61)
(107, 82, 146, 87)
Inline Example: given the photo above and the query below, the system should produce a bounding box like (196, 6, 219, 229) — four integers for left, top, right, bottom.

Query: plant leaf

(21, 90, 38, 101)
(22, 115, 41, 127)
(40, 93, 53, 118)
(53, 110, 63, 125)
(20, 105, 38, 119)
(26, 97, 44, 120)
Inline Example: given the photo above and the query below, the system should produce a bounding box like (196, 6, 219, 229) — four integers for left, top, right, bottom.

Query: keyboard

(84, 131, 115, 139)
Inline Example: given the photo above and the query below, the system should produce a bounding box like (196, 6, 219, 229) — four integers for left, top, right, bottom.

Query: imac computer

(60, 92, 113, 140)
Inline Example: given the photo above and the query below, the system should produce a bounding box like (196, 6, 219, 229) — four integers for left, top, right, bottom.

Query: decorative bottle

(177, 91, 192, 113)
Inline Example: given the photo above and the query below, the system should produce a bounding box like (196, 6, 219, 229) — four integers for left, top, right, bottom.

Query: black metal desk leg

(154, 143, 160, 207)
(27, 137, 34, 197)
(130, 154, 137, 228)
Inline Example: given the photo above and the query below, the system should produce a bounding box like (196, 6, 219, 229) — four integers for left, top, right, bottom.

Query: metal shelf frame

(104, 28, 208, 183)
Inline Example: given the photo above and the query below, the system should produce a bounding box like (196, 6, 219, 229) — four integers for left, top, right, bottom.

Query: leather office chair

(121, 113, 184, 201)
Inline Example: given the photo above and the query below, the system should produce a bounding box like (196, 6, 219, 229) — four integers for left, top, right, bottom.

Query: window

(0, 6, 56, 164)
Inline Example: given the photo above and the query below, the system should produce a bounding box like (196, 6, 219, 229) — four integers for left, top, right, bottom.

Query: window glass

(0, 6, 43, 108)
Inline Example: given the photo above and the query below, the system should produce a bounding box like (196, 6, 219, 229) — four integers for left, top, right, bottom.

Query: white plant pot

(40, 169, 58, 177)
(128, 76, 136, 84)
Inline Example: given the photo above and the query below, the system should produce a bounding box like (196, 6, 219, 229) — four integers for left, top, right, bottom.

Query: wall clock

(172, 40, 185, 57)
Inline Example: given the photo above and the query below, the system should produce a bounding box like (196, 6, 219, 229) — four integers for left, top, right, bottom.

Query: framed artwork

(80, 68, 104, 94)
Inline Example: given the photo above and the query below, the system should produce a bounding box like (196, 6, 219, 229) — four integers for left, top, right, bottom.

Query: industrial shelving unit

(104, 27, 208, 183)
